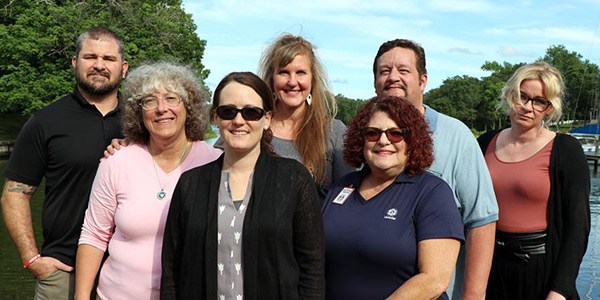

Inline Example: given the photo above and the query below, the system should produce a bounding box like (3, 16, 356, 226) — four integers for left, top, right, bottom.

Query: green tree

(334, 93, 365, 124)
(478, 61, 523, 130)
(425, 75, 482, 128)
(0, 0, 208, 115)
(541, 45, 600, 123)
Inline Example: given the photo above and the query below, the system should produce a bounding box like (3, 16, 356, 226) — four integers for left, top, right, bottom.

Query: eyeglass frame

(362, 127, 408, 143)
(139, 95, 183, 110)
(515, 92, 552, 112)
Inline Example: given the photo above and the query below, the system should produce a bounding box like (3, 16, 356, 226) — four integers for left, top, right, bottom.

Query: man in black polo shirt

(1, 26, 128, 300)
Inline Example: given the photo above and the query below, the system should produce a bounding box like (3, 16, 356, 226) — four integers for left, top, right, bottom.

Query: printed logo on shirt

(384, 208, 398, 220)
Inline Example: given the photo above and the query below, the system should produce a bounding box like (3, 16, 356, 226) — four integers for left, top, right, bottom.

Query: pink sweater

(79, 141, 221, 300)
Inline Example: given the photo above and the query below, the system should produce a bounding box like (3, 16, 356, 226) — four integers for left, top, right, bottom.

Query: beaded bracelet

(23, 254, 41, 268)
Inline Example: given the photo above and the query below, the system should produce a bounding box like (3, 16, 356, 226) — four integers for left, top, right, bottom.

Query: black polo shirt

(5, 88, 123, 267)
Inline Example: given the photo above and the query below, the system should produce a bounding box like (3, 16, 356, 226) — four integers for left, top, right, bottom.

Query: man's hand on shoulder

(102, 138, 128, 160)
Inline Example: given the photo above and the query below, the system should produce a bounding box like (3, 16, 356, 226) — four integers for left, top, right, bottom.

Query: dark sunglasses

(215, 105, 266, 121)
(362, 127, 408, 143)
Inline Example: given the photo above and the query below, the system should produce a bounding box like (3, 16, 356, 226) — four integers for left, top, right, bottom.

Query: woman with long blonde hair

(258, 33, 354, 197)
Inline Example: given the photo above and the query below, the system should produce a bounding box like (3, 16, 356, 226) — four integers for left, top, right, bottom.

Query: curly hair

(212, 71, 275, 155)
(258, 33, 337, 182)
(121, 61, 209, 144)
(344, 96, 433, 176)
(499, 61, 564, 123)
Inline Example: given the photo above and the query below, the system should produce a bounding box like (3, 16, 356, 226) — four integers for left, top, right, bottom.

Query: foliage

(334, 93, 366, 124)
(0, 0, 208, 116)
(424, 45, 599, 132)
(541, 45, 600, 123)
(0, 113, 28, 140)
(425, 75, 482, 128)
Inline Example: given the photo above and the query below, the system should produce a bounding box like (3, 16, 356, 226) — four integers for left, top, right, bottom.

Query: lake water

(1, 160, 600, 299)
(577, 167, 600, 299)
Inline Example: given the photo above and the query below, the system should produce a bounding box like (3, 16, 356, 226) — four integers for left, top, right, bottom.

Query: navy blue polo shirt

(5, 88, 123, 267)
(322, 169, 464, 300)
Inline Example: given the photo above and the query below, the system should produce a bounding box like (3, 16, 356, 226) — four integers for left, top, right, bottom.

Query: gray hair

(121, 61, 209, 144)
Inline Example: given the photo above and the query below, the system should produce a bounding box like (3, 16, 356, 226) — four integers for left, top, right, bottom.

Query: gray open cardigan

(478, 131, 590, 299)
(160, 151, 325, 300)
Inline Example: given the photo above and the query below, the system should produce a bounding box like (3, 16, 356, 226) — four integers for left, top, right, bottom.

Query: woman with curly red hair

(322, 95, 464, 299)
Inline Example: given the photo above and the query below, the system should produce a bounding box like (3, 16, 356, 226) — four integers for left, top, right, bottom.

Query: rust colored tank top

(484, 134, 553, 232)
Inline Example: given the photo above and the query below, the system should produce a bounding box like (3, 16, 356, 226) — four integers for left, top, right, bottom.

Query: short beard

(75, 71, 122, 96)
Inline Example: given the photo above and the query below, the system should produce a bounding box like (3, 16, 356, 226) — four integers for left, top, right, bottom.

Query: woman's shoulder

(415, 171, 454, 193)
(329, 118, 347, 133)
(269, 155, 307, 170)
(101, 143, 147, 164)
(554, 133, 587, 155)
(191, 140, 222, 158)
(178, 158, 220, 184)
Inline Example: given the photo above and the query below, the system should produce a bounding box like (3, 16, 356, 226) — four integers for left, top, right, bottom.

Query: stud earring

(306, 94, 312, 105)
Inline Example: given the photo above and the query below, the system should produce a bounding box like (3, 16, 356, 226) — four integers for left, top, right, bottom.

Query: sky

(181, 0, 600, 100)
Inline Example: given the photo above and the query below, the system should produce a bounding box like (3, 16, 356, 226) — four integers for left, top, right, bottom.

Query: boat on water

(569, 125, 600, 155)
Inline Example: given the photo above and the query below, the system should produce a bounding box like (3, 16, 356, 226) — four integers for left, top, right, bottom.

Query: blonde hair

(258, 33, 337, 182)
(499, 61, 564, 123)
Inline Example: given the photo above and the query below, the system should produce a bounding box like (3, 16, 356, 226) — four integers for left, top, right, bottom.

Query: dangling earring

(306, 94, 312, 106)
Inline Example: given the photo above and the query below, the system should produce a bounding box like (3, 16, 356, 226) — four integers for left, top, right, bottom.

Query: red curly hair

(344, 96, 433, 176)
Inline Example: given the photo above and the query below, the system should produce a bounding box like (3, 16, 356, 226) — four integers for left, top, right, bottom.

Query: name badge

(332, 186, 354, 205)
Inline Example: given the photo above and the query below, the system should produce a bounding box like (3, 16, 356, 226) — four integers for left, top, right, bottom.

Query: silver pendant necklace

(150, 141, 190, 200)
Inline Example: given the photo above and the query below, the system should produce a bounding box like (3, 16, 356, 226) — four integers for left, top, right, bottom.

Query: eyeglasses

(516, 93, 552, 112)
(215, 105, 266, 121)
(139, 95, 182, 110)
(362, 127, 408, 143)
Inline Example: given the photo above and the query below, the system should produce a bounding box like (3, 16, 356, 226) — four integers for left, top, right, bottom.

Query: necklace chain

(151, 141, 190, 200)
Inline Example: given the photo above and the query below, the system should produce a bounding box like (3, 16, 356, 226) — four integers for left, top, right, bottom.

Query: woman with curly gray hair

(75, 61, 221, 300)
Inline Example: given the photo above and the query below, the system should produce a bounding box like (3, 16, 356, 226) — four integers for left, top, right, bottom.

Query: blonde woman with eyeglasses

(478, 61, 590, 300)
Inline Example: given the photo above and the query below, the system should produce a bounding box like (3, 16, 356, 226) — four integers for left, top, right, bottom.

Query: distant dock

(0, 141, 14, 158)
(588, 153, 600, 173)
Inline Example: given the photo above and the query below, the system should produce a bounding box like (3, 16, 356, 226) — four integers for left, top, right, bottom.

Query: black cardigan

(160, 151, 325, 300)
(478, 131, 590, 299)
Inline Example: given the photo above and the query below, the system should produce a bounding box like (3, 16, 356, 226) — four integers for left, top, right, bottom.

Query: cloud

(333, 78, 349, 84)
(447, 47, 482, 55)
(516, 27, 598, 43)
(427, 0, 498, 12)
(498, 46, 521, 57)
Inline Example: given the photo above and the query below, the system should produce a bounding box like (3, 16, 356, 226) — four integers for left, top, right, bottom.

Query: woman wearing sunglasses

(75, 62, 221, 300)
(322, 95, 464, 299)
(160, 72, 324, 299)
(478, 62, 590, 300)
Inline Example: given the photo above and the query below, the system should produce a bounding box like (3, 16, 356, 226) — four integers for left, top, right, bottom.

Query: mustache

(384, 82, 406, 90)
(87, 70, 110, 77)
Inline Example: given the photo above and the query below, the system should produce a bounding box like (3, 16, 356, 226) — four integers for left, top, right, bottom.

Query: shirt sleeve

(4, 115, 46, 186)
(78, 157, 118, 251)
(414, 177, 465, 243)
(549, 135, 591, 297)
